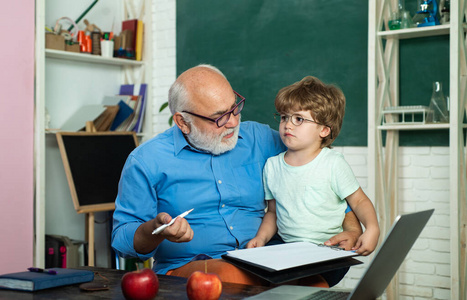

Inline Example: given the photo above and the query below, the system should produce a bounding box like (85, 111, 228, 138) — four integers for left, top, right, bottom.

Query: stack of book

(115, 19, 144, 60)
(58, 83, 148, 133)
(110, 83, 148, 133)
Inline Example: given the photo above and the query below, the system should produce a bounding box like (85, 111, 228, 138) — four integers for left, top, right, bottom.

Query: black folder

(221, 242, 363, 284)
(222, 254, 361, 284)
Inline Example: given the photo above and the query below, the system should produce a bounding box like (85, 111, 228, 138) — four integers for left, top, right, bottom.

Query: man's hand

(134, 212, 194, 254)
(153, 212, 194, 243)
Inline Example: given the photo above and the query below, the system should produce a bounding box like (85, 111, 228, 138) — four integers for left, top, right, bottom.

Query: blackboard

(177, 0, 451, 146)
(56, 132, 138, 214)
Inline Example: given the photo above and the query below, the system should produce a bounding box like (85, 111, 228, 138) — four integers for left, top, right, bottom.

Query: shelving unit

(34, 0, 152, 268)
(368, 1, 466, 299)
(45, 49, 145, 66)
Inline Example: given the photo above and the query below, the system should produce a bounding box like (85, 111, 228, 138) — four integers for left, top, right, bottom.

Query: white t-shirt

(263, 147, 360, 244)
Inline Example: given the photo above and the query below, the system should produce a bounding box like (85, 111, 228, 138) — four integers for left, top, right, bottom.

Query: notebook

(246, 209, 434, 300)
(0, 268, 94, 292)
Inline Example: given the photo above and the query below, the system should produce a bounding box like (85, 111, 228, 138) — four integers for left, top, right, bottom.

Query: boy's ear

(173, 112, 190, 134)
(320, 125, 331, 139)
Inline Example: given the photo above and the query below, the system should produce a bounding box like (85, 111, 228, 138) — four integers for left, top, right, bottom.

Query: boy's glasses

(274, 113, 333, 139)
(183, 91, 245, 128)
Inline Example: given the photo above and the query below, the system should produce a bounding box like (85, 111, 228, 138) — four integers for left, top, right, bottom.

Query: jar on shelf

(426, 81, 449, 123)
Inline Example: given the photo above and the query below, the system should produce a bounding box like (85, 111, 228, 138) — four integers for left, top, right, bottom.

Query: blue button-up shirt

(111, 121, 285, 274)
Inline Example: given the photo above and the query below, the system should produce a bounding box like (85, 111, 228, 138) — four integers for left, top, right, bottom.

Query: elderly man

(112, 64, 362, 286)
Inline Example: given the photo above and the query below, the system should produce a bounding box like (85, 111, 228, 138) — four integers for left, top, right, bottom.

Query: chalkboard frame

(56, 132, 138, 214)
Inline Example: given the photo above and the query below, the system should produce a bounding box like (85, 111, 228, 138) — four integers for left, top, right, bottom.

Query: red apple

(121, 268, 159, 300)
(186, 271, 222, 300)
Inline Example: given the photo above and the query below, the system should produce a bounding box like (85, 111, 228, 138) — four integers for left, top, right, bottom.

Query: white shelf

(45, 129, 146, 138)
(369, 1, 467, 298)
(35, 0, 153, 269)
(46, 49, 144, 66)
(378, 24, 450, 39)
(379, 123, 467, 130)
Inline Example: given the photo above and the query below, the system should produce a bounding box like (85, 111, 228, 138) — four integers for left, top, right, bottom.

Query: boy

(247, 76, 379, 285)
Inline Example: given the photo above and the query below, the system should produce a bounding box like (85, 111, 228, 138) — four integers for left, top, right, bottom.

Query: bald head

(168, 65, 233, 114)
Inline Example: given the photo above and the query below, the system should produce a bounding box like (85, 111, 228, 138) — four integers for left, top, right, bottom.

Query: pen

(152, 208, 194, 235)
(28, 267, 57, 275)
(317, 244, 345, 251)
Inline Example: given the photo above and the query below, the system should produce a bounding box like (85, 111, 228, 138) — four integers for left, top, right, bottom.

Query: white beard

(186, 118, 240, 155)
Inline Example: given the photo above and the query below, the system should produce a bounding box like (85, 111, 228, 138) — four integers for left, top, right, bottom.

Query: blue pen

(28, 267, 57, 275)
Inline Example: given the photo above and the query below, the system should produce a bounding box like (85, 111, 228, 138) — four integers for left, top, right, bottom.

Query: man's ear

(173, 112, 190, 134)
(320, 125, 331, 139)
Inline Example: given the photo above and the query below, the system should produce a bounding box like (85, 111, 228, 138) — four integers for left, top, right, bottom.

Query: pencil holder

(100, 40, 114, 58)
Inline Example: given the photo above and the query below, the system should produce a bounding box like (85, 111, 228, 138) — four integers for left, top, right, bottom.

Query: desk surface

(0, 267, 271, 299)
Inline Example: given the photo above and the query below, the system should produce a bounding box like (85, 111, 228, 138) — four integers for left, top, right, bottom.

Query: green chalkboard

(177, 1, 450, 146)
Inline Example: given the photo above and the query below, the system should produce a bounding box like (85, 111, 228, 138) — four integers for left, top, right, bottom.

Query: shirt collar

(172, 125, 244, 156)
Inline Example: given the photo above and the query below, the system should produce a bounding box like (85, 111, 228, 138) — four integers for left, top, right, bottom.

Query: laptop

(246, 209, 434, 300)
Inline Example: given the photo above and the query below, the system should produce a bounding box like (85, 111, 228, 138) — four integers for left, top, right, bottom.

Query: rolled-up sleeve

(111, 153, 158, 261)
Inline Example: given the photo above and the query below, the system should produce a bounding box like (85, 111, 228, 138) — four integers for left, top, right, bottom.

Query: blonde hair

(275, 76, 345, 148)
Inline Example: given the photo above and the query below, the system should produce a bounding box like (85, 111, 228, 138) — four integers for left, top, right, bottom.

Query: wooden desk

(0, 267, 271, 299)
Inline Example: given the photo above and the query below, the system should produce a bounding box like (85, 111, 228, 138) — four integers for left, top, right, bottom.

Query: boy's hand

(246, 237, 266, 249)
(324, 230, 360, 251)
(352, 227, 380, 256)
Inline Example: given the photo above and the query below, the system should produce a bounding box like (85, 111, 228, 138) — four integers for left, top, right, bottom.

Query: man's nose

(225, 112, 240, 128)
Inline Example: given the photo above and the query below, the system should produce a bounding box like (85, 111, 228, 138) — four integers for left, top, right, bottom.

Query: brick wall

(334, 147, 451, 299)
(151, 0, 176, 136)
(150, 3, 452, 298)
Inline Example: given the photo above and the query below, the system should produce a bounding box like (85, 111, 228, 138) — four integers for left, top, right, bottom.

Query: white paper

(226, 242, 358, 271)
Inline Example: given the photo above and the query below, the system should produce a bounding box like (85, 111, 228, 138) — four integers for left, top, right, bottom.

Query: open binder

(221, 242, 362, 284)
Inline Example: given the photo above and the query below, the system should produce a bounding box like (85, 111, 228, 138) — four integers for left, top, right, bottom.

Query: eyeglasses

(274, 113, 333, 139)
(182, 91, 245, 128)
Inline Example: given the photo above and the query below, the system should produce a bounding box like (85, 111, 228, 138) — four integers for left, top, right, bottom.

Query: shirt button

(230, 226, 233, 230)
(218, 180, 222, 184)
(222, 204, 225, 208)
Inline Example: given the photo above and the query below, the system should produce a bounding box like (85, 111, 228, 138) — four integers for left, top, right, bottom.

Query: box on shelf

(65, 43, 80, 53)
(382, 105, 432, 125)
(45, 33, 65, 51)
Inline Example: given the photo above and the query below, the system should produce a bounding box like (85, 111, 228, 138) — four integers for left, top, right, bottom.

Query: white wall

(151, 2, 451, 299)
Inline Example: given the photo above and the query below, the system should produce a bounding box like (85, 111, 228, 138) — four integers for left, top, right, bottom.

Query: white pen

(152, 208, 194, 235)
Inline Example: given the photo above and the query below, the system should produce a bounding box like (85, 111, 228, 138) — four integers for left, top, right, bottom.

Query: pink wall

(0, 0, 34, 272)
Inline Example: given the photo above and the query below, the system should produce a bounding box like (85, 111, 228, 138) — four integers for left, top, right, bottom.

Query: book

(102, 95, 133, 106)
(110, 101, 134, 131)
(0, 268, 94, 292)
(115, 95, 141, 131)
(119, 84, 148, 133)
(93, 105, 119, 132)
(135, 20, 144, 61)
(60, 105, 107, 132)
(221, 242, 361, 284)
(122, 19, 138, 58)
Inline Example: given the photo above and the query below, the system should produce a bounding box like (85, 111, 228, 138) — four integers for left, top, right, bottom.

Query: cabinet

(34, 0, 152, 267)
(368, 1, 466, 299)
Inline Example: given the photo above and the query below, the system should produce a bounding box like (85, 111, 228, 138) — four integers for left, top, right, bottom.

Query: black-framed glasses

(274, 113, 333, 139)
(182, 91, 245, 128)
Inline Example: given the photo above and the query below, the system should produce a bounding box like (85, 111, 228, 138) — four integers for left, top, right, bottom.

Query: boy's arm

(346, 187, 380, 255)
(246, 199, 278, 248)
(324, 209, 363, 250)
